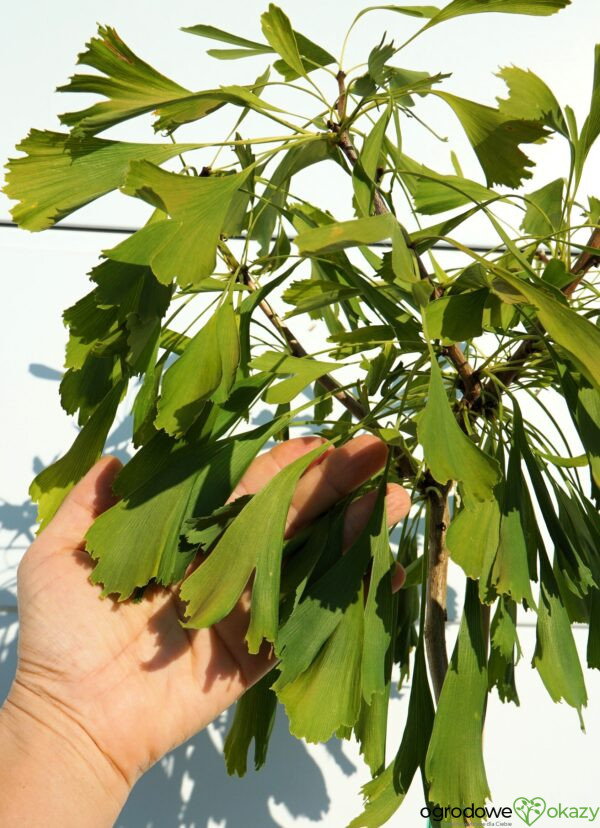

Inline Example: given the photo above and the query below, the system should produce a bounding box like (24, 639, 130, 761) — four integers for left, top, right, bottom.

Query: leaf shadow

(116, 708, 331, 828)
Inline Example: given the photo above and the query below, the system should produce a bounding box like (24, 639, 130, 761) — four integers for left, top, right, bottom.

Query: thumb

(35, 456, 123, 551)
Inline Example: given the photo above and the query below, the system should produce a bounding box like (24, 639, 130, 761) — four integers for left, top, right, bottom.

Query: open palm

(9, 434, 409, 788)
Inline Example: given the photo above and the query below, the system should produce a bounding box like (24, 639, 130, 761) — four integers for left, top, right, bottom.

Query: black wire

(0, 219, 506, 254)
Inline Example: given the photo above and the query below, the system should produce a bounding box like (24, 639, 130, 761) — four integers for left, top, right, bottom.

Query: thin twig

(218, 240, 367, 419)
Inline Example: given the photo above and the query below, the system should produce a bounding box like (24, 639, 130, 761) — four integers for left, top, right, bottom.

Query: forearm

(0, 682, 130, 827)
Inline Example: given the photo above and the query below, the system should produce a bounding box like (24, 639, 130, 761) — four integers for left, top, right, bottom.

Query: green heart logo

(514, 797, 547, 826)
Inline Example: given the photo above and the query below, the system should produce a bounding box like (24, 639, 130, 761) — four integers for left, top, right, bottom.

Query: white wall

(1, 2, 599, 826)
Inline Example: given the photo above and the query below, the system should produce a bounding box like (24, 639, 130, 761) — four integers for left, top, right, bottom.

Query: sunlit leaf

(58, 25, 190, 135)
(353, 106, 390, 217)
(496, 66, 568, 136)
(579, 45, 600, 169)
(497, 271, 600, 390)
(488, 597, 521, 705)
(31, 382, 125, 530)
(446, 497, 500, 584)
(422, 0, 570, 31)
(4, 130, 197, 231)
(155, 302, 239, 437)
(522, 178, 564, 238)
(434, 91, 548, 187)
(277, 589, 364, 742)
(261, 4, 306, 79)
(106, 161, 253, 286)
(424, 288, 489, 342)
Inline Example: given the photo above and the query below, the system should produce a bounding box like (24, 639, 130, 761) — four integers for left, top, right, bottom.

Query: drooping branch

(425, 484, 451, 702)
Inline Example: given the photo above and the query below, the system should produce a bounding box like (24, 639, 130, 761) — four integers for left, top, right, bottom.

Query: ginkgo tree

(5, 1, 600, 825)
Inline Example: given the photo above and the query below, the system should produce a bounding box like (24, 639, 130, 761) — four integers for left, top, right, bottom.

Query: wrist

(0, 679, 131, 827)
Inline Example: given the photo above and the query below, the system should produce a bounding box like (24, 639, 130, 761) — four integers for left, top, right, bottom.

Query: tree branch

(333, 71, 479, 400)
(335, 72, 458, 697)
(425, 485, 451, 702)
(470, 224, 600, 411)
(218, 240, 368, 422)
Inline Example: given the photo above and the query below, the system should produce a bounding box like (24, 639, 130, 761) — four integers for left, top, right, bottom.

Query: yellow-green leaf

(4, 131, 198, 231)
(30, 381, 124, 530)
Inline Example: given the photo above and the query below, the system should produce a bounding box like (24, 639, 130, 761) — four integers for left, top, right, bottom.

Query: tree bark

(425, 485, 451, 702)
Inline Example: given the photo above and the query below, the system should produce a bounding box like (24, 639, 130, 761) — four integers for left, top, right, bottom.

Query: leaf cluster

(5, 1, 600, 823)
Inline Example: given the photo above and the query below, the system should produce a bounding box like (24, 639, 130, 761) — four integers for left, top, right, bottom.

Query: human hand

(0, 435, 409, 826)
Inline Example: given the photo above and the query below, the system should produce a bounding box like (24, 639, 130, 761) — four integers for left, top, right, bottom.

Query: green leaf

(362, 489, 395, 703)
(353, 106, 390, 217)
(512, 403, 595, 596)
(108, 161, 253, 286)
(4, 130, 197, 231)
(491, 443, 536, 606)
(424, 288, 489, 342)
(588, 589, 600, 669)
(353, 5, 440, 26)
(488, 597, 521, 705)
(328, 325, 395, 347)
(425, 580, 491, 808)
(522, 178, 564, 238)
(349, 643, 434, 828)
(155, 303, 239, 437)
(86, 422, 285, 600)
(276, 589, 364, 742)
(274, 31, 335, 80)
(446, 497, 500, 584)
(261, 4, 306, 79)
(183, 496, 252, 551)
(533, 548, 588, 723)
(422, 0, 570, 31)
(434, 91, 548, 188)
(30, 381, 125, 530)
(153, 82, 283, 133)
(183, 21, 335, 79)
(224, 672, 277, 776)
(57, 25, 190, 135)
(179, 443, 328, 653)
(579, 45, 600, 168)
(282, 279, 360, 317)
(181, 24, 270, 52)
(254, 139, 340, 253)
(497, 271, 600, 391)
(250, 351, 341, 405)
(412, 172, 494, 215)
(296, 214, 415, 283)
(557, 361, 600, 489)
(496, 66, 568, 136)
(275, 512, 371, 689)
(417, 360, 501, 503)
(354, 690, 390, 778)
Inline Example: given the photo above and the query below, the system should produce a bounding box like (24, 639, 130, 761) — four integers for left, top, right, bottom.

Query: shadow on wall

(118, 713, 333, 828)
(0, 609, 334, 828)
